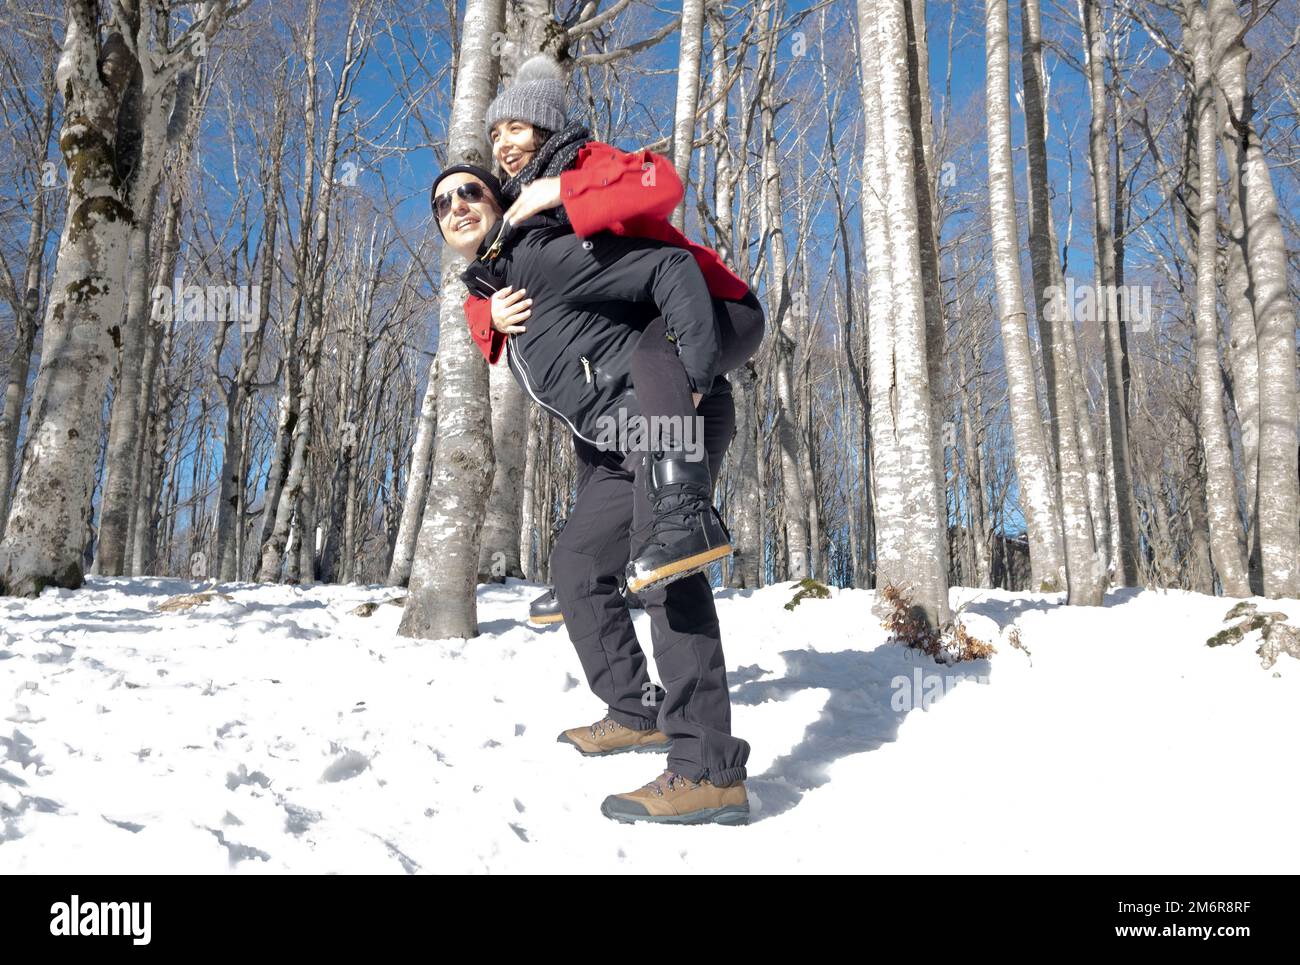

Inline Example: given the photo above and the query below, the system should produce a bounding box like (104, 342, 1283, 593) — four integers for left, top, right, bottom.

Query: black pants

(629, 289, 765, 452)
(550, 292, 765, 786)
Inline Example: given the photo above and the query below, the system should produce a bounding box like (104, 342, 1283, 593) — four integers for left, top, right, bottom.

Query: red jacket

(465, 141, 749, 364)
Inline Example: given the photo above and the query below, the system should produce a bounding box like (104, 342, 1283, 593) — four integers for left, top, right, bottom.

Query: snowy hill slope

(1, 578, 1296, 873)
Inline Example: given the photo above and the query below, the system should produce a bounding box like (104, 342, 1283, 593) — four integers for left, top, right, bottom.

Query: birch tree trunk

(1184, 1, 1251, 596)
(1207, 0, 1300, 599)
(474, 5, 561, 584)
(398, 0, 503, 639)
(0, 211, 47, 542)
(669, 0, 705, 232)
(903, 0, 951, 587)
(1080, 0, 1140, 586)
(759, 0, 810, 582)
(517, 404, 539, 578)
(958, 343, 992, 588)
(0, 60, 55, 541)
(96, 6, 194, 576)
(388, 357, 437, 586)
(1185, 441, 1214, 595)
(0, 5, 141, 595)
(858, 0, 903, 589)
(710, 4, 759, 589)
(1220, 146, 1263, 594)
(1020, 0, 1104, 603)
(131, 192, 181, 574)
(478, 363, 526, 580)
(985, 0, 1065, 592)
(864, 0, 951, 626)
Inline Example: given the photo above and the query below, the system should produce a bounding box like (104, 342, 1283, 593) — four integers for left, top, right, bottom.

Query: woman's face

(491, 120, 540, 178)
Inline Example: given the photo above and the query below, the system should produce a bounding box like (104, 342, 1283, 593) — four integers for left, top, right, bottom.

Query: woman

(466, 55, 763, 385)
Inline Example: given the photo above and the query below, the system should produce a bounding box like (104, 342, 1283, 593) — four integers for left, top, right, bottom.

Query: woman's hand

(490, 286, 532, 334)
(503, 177, 562, 224)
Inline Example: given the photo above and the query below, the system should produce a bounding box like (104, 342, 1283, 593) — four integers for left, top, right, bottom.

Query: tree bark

(670, 0, 705, 232)
(0, 60, 56, 541)
(986, 0, 1065, 592)
(398, 0, 504, 639)
(1, 4, 140, 595)
(1021, 0, 1104, 603)
(1207, 0, 1300, 599)
(1184, 1, 1251, 596)
(389, 356, 437, 585)
(1080, 0, 1141, 585)
(864, 0, 951, 627)
(759, 0, 810, 582)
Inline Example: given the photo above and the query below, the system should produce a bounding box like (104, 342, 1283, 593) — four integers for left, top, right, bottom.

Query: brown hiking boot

(600, 768, 749, 825)
(556, 716, 672, 757)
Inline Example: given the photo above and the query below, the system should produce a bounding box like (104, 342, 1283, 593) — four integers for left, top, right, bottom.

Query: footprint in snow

(226, 764, 272, 791)
(320, 749, 370, 783)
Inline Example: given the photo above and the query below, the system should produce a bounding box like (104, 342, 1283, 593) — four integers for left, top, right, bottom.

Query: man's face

(435, 173, 501, 257)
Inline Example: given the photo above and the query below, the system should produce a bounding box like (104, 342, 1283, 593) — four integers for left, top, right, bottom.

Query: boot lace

(641, 769, 699, 796)
(590, 716, 623, 738)
(644, 485, 731, 550)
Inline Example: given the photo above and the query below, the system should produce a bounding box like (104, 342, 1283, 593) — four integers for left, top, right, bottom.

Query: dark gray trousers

(550, 381, 750, 786)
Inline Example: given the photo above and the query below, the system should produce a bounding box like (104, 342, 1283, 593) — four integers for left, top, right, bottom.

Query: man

(433, 164, 750, 826)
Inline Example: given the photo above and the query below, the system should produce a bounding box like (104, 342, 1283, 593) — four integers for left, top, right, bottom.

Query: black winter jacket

(461, 215, 720, 450)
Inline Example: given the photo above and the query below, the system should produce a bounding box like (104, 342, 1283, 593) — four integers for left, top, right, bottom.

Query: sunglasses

(433, 181, 488, 220)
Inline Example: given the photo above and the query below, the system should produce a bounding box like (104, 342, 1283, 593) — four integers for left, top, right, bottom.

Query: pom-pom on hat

(484, 53, 568, 143)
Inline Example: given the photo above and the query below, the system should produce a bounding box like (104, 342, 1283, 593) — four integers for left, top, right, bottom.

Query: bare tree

(0, 0, 238, 596)
(257, 0, 370, 582)
(1184, 0, 1251, 595)
(1206, 0, 1300, 599)
(986, 0, 1064, 592)
(388, 356, 436, 585)
(861, 0, 951, 627)
(398, 0, 504, 639)
(670, 0, 706, 231)
(1020, 0, 1103, 603)
(96, 4, 214, 575)
(758, 0, 811, 582)
(1079, 0, 1140, 586)
(214, 72, 286, 581)
(0, 39, 58, 539)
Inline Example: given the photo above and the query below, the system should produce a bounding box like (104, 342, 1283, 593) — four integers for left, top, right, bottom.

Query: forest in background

(0, 0, 1296, 638)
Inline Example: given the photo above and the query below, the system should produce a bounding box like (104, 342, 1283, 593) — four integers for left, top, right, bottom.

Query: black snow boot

(615, 574, 645, 610)
(528, 587, 564, 627)
(625, 453, 732, 594)
(622, 582, 645, 610)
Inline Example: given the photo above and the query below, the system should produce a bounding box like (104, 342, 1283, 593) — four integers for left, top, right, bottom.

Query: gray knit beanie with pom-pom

(484, 53, 567, 142)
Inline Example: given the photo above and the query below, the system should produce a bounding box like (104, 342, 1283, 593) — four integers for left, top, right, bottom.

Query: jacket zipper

(508, 335, 602, 447)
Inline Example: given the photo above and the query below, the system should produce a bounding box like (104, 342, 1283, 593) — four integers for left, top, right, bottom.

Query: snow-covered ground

(1, 576, 1296, 873)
